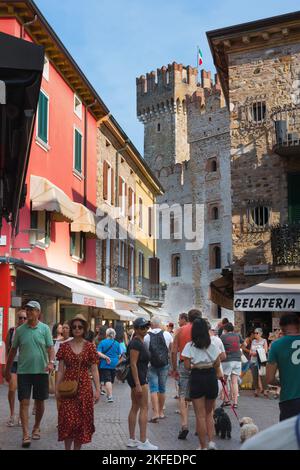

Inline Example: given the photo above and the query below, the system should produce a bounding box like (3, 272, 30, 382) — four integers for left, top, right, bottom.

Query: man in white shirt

(144, 317, 173, 421)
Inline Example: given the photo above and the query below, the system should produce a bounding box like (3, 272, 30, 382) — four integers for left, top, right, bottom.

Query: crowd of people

(1, 301, 300, 450)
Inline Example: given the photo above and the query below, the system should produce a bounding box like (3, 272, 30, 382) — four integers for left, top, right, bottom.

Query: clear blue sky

(36, 0, 300, 154)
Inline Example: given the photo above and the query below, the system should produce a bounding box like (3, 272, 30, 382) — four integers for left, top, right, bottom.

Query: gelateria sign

(234, 278, 300, 311)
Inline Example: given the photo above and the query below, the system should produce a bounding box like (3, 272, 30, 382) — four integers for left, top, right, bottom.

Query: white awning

(141, 304, 172, 323)
(28, 267, 138, 311)
(71, 203, 96, 238)
(234, 278, 300, 312)
(114, 310, 137, 322)
(133, 307, 151, 321)
(30, 175, 75, 223)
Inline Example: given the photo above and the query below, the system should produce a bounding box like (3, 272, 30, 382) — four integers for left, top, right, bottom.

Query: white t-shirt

(211, 335, 225, 355)
(241, 415, 299, 450)
(144, 329, 173, 350)
(181, 341, 219, 367)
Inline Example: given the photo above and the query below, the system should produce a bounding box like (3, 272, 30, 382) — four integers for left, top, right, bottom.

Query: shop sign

(244, 265, 269, 276)
(72, 293, 106, 308)
(104, 300, 115, 310)
(234, 294, 300, 311)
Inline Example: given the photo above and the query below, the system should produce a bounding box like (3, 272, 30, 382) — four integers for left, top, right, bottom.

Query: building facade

(0, 0, 160, 348)
(136, 63, 232, 320)
(208, 11, 300, 334)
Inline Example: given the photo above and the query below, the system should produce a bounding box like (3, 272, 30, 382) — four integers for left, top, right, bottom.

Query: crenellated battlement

(137, 64, 224, 120)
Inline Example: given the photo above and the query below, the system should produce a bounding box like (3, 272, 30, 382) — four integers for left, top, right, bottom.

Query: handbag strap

(102, 339, 116, 355)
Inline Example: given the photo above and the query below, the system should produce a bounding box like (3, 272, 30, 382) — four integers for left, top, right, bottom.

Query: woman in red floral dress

(56, 314, 100, 450)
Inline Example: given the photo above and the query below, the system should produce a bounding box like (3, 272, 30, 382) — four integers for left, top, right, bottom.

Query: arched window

(171, 254, 181, 277)
(212, 207, 219, 220)
(210, 244, 221, 269)
(211, 159, 217, 172)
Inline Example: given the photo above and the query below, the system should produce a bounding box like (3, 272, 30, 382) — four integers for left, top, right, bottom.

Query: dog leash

(220, 378, 240, 423)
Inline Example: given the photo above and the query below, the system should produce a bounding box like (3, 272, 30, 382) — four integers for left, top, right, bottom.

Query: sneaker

(100, 391, 106, 396)
(196, 447, 208, 450)
(6, 416, 15, 427)
(208, 441, 218, 450)
(107, 396, 114, 403)
(137, 439, 158, 450)
(127, 438, 141, 448)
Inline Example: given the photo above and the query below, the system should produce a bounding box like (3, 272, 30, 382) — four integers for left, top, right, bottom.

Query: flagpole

(197, 45, 199, 83)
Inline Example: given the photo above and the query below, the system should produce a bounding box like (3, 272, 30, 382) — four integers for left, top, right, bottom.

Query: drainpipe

(84, 100, 97, 206)
(21, 15, 38, 39)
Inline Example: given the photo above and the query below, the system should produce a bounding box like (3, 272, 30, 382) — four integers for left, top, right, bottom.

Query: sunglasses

(72, 324, 84, 330)
(18, 317, 27, 320)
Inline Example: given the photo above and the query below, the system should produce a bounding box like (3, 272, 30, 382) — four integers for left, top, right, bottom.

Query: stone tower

(136, 62, 198, 172)
(136, 63, 232, 321)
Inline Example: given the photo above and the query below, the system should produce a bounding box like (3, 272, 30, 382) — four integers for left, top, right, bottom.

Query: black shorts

(127, 371, 148, 389)
(100, 368, 116, 384)
(11, 362, 18, 374)
(279, 398, 300, 421)
(17, 374, 49, 401)
(189, 368, 218, 400)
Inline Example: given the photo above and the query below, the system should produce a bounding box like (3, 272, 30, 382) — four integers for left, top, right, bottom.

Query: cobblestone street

(0, 380, 279, 451)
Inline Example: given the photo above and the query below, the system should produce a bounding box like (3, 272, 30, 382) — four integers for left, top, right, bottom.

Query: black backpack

(149, 330, 169, 368)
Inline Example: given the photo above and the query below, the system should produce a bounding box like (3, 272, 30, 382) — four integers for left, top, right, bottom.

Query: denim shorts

(148, 365, 169, 394)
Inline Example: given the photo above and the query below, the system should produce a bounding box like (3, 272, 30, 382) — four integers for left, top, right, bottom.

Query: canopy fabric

(133, 306, 151, 321)
(28, 267, 138, 311)
(30, 175, 75, 223)
(234, 277, 300, 312)
(114, 310, 137, 322)
(71, 203, 96, 238)
(210, 272, 233, 311)
(140, 304, 172, 323)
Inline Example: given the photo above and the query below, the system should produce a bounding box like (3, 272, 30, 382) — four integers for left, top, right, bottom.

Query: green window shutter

(80, 233, 86, 261)
(38, 92, 48, 143)
(288, 174, 300, 224)
(30, 208, 38, 229)
(45, 212, 51, 246)
(74, 130, 82, 173)
(70, 232, 76, 256)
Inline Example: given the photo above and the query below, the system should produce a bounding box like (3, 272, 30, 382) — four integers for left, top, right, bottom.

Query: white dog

(240, 417, 259, 442)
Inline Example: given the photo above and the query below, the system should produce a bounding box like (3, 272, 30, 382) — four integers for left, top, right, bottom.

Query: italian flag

(198, 48, 203, 66)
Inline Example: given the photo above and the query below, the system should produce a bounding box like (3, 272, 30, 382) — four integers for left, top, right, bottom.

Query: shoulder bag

(58, 355, 83, 399)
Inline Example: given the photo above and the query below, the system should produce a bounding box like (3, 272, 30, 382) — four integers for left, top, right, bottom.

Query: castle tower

(136, 62, 199, 172)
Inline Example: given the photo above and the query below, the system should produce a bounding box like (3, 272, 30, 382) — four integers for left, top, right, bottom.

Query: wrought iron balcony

(272, 105, 300, 157)
(135, 277, 166, 301)
(271, 224, 300, 266)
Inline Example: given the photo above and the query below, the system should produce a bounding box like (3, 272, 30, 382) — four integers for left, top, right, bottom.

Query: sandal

(159, 415, 166, 419)
(32, 428, 41, 440)
(233, 404, 238, 409)
(22, 437, 31, 448)
(148, 417, 159, 423)
(221, 401, 231, 407)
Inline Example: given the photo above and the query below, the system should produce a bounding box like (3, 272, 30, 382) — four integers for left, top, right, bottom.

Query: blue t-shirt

(268, 335, 300, 403)
(97, 339, 121, 370)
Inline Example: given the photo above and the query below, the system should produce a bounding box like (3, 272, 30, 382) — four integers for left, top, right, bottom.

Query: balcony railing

(272, 105, 300, 157)
(135, 277, 166, 301)
(271, 224, 300, 266)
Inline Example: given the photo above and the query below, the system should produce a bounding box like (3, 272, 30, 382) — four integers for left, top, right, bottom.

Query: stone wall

(137, 64, 232, 319)
(228, 41, 300, 326)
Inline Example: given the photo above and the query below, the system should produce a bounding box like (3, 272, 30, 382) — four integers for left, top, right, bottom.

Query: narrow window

(37, 91, 49, 144)
(211, 159, 217, 172)
(210, 244, 221, 269)
(139, 252, 145, 279)
(139, 197, 143, 229)
(43, 56, 49, 81)
(148, 207, 153, 237)
(74, 94, 82, 119)
(212, 207, 219, 220)
(251, 101, 266, 123)
(70, 232, 85, 261)
(157, 123, 161, 132)
(171, 254, 181, 277)
(74, 129, 82, 174)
